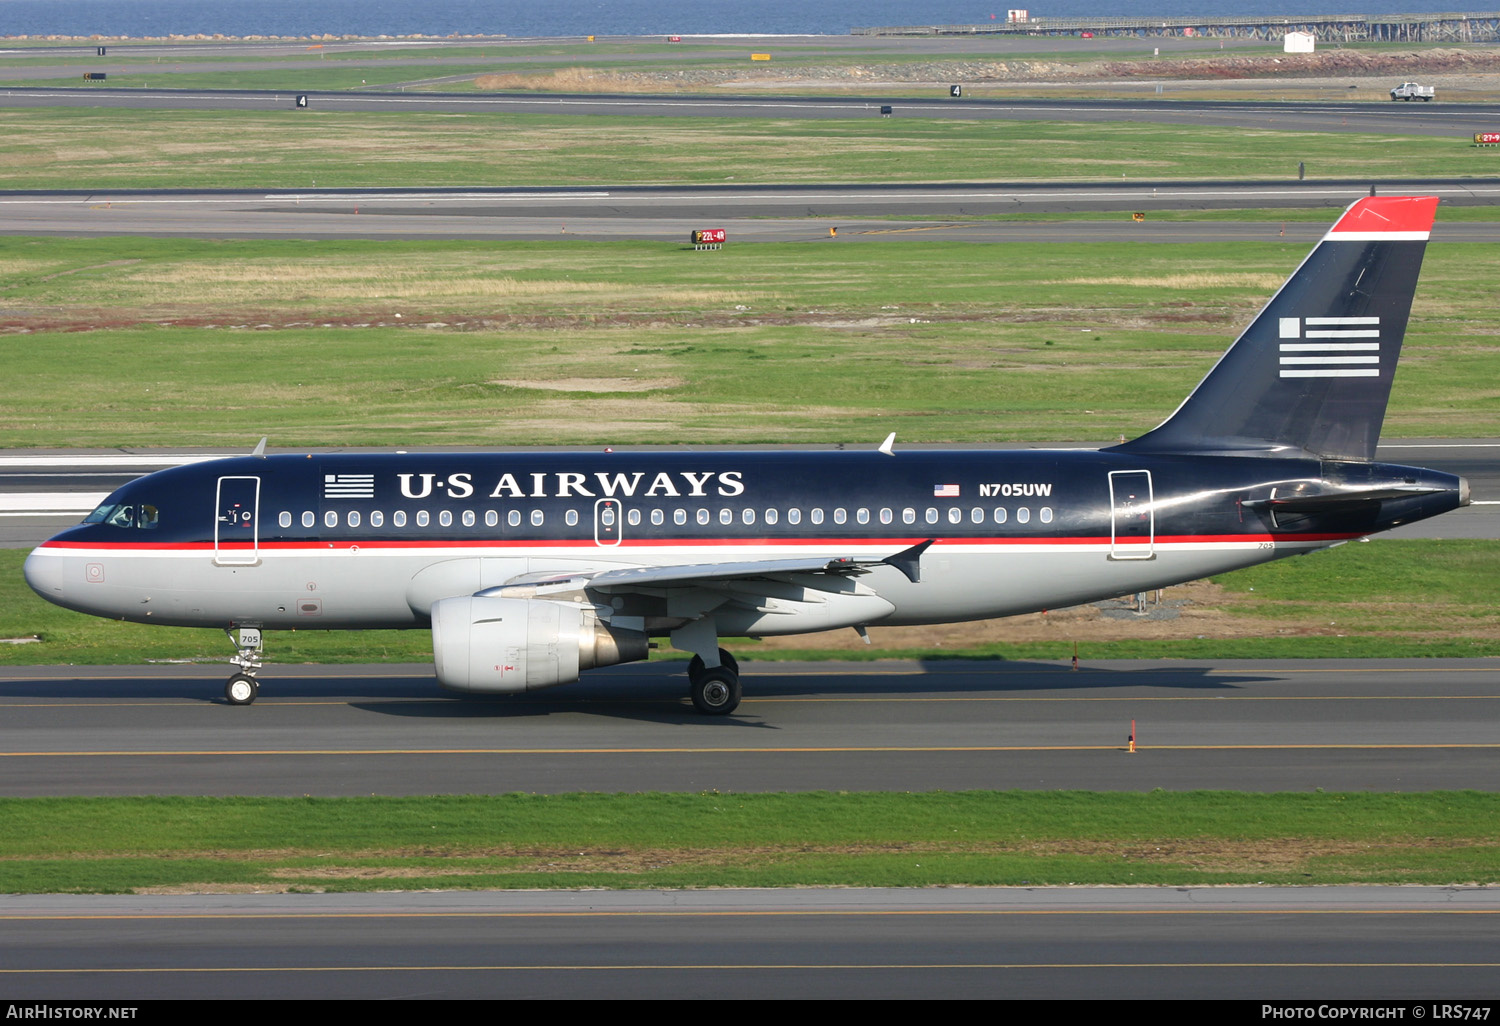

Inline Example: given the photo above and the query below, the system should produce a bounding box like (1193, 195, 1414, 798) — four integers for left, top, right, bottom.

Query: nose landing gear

(223, 626, 263, 706)
(225, 672, 259, 705)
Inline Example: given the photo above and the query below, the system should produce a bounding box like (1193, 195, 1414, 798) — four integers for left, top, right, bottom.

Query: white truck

(1390, 82, 1435, 101)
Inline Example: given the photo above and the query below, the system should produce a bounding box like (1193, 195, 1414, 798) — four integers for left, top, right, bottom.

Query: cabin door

(214, 476, 261, 566)
(1108, 470, 1155, 560)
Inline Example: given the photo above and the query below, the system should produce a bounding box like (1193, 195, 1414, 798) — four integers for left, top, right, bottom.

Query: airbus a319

(23, 196, 1468, 714)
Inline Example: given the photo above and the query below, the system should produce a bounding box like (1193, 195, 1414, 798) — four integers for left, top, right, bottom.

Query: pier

(852, 12, 1500, 43)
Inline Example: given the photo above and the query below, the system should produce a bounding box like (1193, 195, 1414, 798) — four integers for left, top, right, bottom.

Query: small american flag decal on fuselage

(933, 484, 960, 497)
(323, 474, 375, 499)
(1277, 316, 1381, 378)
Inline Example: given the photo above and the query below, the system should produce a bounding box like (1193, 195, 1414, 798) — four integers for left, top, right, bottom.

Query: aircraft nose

(23, 546, 68, 603)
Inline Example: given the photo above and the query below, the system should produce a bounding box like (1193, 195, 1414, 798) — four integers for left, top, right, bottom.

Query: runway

(8, 181, 1500, 240)
(3, 887, 1498, 999)
(2, 659, 1497, 796)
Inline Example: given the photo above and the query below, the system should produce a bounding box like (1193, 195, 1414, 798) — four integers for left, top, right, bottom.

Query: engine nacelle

(431, 595, 649, 694)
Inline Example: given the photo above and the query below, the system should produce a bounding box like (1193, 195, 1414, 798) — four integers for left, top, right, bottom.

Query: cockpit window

(82, 502, 159, 529)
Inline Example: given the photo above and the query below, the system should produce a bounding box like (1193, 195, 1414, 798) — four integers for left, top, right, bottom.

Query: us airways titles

(394, 470, 748, 501)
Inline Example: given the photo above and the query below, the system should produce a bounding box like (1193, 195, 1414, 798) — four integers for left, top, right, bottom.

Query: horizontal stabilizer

(1242, 484, 1446, 513)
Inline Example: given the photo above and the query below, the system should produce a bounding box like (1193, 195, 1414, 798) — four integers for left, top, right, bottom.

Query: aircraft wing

(589, 556, 866, 590)
(590, 539, 935, 590)
(483, 540, 935, 601)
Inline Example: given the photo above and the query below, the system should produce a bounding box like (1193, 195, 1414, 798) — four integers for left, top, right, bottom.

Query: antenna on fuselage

(251, 437, 268, 458)
(878, 432, 896, 456)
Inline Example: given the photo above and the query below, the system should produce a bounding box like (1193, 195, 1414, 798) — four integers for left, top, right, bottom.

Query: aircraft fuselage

(24, 449, 1466, 634)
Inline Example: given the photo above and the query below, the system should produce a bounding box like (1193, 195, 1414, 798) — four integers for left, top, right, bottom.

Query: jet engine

(431, 595, 649, 693)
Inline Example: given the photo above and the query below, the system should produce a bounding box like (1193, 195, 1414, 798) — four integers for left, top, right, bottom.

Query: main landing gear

(687, 648, 741, 715)
(224, 627, 263, 706)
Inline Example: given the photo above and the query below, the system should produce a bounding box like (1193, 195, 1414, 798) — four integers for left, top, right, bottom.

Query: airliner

(23, 196, 1468, 714)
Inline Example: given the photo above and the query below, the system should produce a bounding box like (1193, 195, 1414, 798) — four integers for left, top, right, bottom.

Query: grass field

(0, 107, 1493, 189)
(2, 792, 1495, 892)
(1, 234, 1496, 447)
(5, 540, 1498, 666)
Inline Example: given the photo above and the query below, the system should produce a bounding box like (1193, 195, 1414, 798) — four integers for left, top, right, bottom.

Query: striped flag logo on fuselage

(324, 474, 375, 499)
(1277, 317, 1381, 378)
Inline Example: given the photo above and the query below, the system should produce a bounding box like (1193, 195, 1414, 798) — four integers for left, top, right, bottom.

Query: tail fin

(1112, 195, 1438, 461)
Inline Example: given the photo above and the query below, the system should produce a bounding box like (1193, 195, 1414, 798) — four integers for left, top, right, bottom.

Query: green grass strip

(1, 792, 1496, 892)
(0, 107, 1490, 189)
(2, 235, 1498, 447)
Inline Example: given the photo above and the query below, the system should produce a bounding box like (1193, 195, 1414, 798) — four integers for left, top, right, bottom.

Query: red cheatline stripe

(1328, 195, 1438, 236)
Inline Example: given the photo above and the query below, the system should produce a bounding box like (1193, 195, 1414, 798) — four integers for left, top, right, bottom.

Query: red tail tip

(1330, 195, 1439, 235)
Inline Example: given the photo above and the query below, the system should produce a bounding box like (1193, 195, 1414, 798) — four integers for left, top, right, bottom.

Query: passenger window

(439, 510, 452, 527)
(765, 508, 778, 525)
(674, 509, 687, 526)
(994, 508, 1007, 524)
(879, 508, 892, 525)
(566, 510, 579, 527)
(485, 510, 497, 527)
(971, 508, 983, 524)
(652, 509, 664, 526)
(417, 511, 430, 527)
(811, 508, 824, 525)
(628, 509, 641, 526)
(1040, 507, 1053, 524)
(371, 511, 384, 528)
(788, 508, 801, 525)
(719, 509, 733, 525)
(302, 511, 315, 528)
(742, 508, 755, 525)
(948, 508, 961, 524)
(394, 510, 408, 527)
(696, 509, 709, 525)
(508, 510, 521, 527)
(279, 511, 292, 529)
(856, 508, 870, 525)
(347, 510, 361, 528)
(1017, 507, 1031, 524)
(530, 510, 544, 526)
(324, 511, 338, 528)
(903, 508, 915, 525)
(833, 508, 847, 524)
(462, 510, 475, 527)
(925, 508, 938, 524)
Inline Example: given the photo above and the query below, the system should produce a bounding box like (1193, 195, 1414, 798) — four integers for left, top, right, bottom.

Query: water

(0, 0, 1486, 40)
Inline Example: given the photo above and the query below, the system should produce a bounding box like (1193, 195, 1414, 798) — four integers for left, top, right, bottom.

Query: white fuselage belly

(25, 538, 1318, 633)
